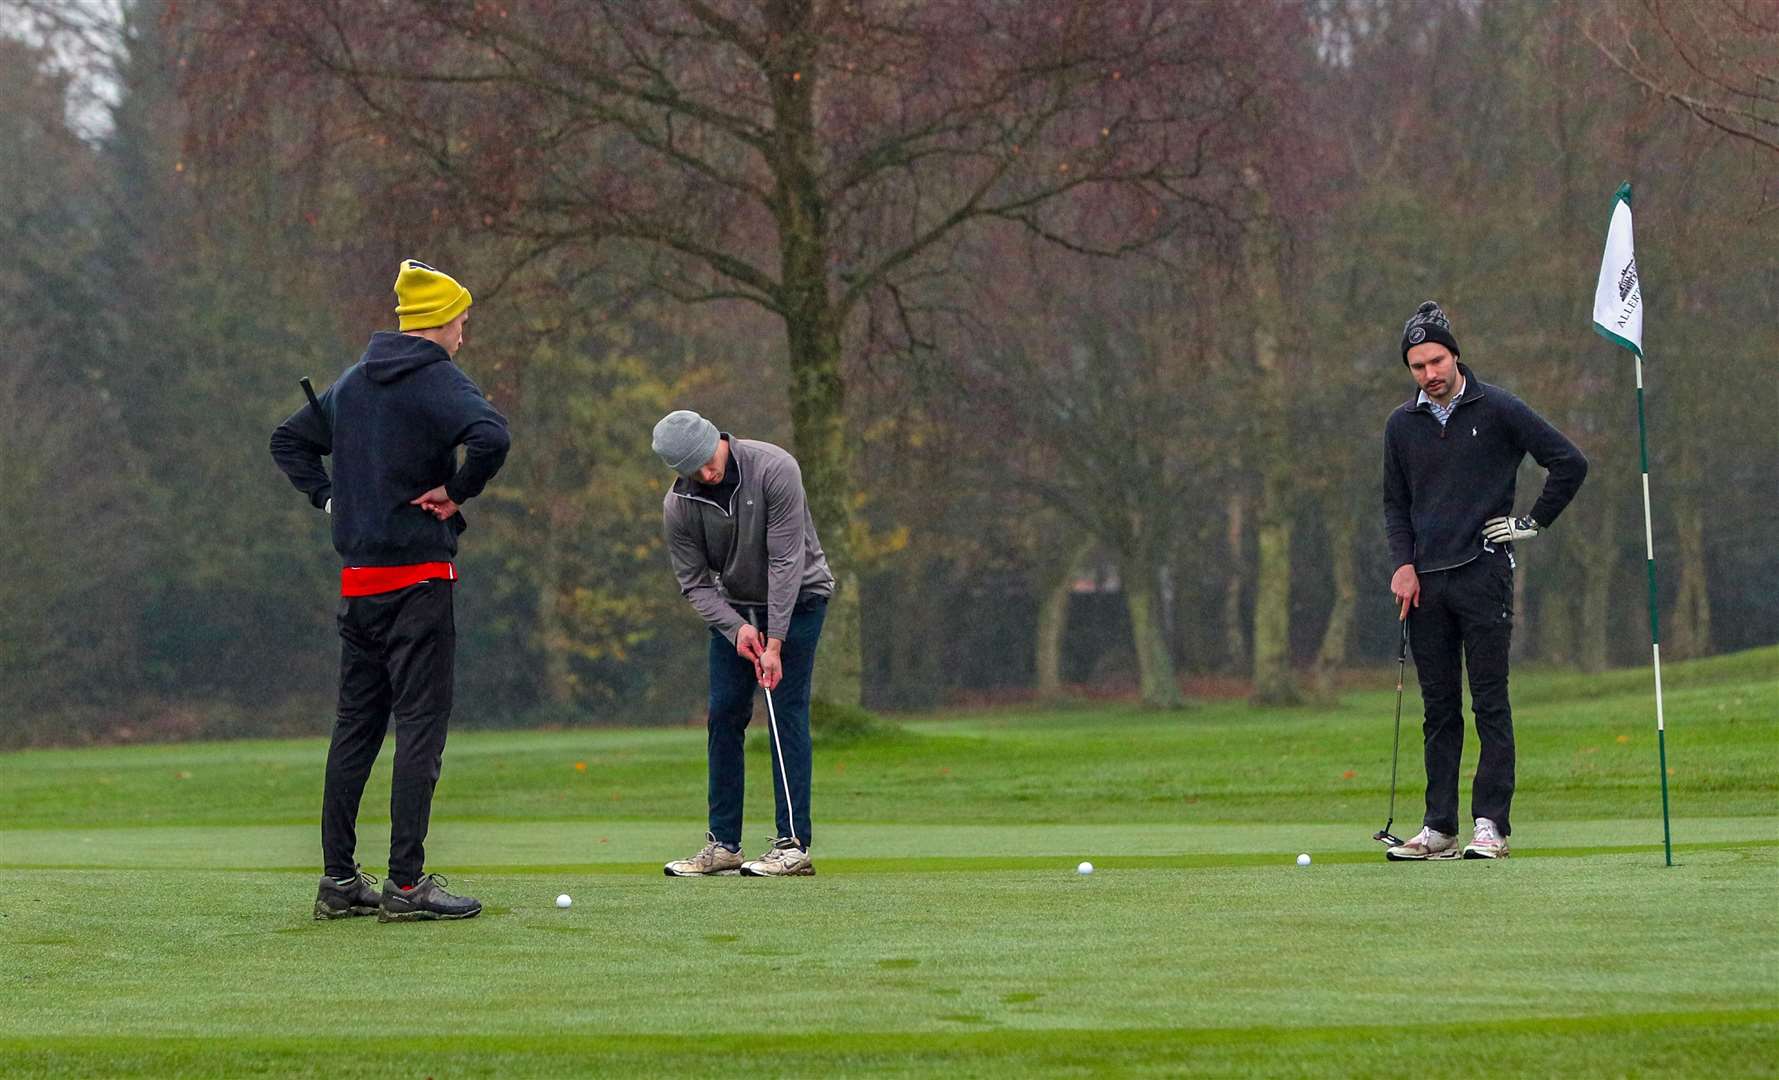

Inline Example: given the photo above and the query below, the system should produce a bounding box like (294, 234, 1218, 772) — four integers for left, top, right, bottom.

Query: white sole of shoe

(1385, 848, 1460, 861)
(1462, 847, 1509, 859)
(662, 866, 743, 877)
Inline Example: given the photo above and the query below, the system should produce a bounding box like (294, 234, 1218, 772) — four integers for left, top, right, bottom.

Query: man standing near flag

(1382, 300, 1588, 861)
(271, 259, 510, 919)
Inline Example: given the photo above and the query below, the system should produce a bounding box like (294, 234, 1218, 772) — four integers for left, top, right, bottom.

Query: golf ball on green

(1296, 853, 1312, 867)
(1077, 861, 1093, 875)
(556, 893, 572, 908)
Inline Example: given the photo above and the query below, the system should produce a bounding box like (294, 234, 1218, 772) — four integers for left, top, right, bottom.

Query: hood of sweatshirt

(360, 330, 451, 385)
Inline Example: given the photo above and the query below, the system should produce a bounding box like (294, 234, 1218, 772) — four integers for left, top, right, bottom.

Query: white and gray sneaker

(664, 832, 744, 877)
(1463, 817, 1510, 859)
(1386, 825, 1460, 861)
(741, 837, 814, 877)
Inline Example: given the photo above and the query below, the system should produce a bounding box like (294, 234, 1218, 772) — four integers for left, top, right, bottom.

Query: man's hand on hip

(1482, 515, 1540, 544)
(410, 485, 459, 521)
(1390, 564, 1420, 620)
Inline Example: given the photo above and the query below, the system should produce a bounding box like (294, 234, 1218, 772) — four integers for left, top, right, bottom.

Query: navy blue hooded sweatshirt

(271, 331, 510, 567)
(1383, 363, 1587, 574)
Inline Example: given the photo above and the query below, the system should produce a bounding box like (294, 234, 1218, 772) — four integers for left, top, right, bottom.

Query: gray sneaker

(741, 837, 814, 877)
(314, 866, 381, 920)
(1463, 817, 1510, 859)
(664, 832, 744, 877)
(1386, 825, 1460, 861)
(378, 873, 482, 922)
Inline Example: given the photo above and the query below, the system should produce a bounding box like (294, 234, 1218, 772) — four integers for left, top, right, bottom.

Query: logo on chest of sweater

(1472, 427, 1478, 437)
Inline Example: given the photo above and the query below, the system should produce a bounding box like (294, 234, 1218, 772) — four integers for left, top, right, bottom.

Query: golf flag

(1593, 182, 1643, 357)
(1592, 180, 1672, 867)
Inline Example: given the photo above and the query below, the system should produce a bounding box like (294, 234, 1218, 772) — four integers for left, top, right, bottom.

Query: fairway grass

(3, 649, 1776, 1077)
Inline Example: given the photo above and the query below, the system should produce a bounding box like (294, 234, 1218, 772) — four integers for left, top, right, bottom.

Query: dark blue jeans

(707, 595, 826, 850)
(1408, 552, 1516, 837)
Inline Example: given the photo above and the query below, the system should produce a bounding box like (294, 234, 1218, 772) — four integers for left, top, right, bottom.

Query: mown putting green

(3, 648, 1775, 1077)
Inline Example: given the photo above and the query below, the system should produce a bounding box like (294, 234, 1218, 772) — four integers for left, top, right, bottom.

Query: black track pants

(321, 580, 455, 885)
(1408, 553, 1516, 837)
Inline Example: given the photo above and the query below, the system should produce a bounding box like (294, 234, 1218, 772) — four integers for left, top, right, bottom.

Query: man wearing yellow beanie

(271, 259, 509, 922)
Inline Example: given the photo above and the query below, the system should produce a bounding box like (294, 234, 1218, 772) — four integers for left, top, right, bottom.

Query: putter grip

(299, 377, 331, 441)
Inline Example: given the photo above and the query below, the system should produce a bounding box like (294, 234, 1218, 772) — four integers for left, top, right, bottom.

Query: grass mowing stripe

(5, 1006, 1772, 1048)
(7, 645, 1772, 833)
(3, 1010, 1774, 1078)
(3, 837, 1771, 875)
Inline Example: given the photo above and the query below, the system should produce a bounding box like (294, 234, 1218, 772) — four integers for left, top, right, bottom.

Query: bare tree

(177, 0, 1286, 703)
(1584, 0, 1779, 156)
(950, 237, 1240, 708)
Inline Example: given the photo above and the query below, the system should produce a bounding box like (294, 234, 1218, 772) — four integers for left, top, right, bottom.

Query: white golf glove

(1481, 515, 1539, 544)
(324, 498, 332, 515)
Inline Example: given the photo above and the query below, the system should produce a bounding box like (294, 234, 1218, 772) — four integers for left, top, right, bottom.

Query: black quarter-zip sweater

(1383, 363, 1588, 574)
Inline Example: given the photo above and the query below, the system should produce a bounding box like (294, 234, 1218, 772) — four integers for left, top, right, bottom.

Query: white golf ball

(1077, 861, 1094, 875)
(555, 893, 572, 908)
(1296, 853, 1312, 867)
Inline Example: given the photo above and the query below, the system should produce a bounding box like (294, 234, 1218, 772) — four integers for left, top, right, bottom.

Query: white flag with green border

(1593, 182, 1643, 356)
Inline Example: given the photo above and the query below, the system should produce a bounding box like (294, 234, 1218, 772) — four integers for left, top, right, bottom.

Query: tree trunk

(1251, 469, 1299, 704)
(778, 314, 861, 705)
(1123, 558, 1183, 709)
(521, 350, 574, 708)
(1222, 491, 1247, 672)
(1035, 541, 1090, 700)
(1667, 501, 1711, 659)
(1311, 507, 1357, 696)
(1577, 500, 1617, 673)
(768, 13, 861, 704)
(535, 505, 574, 708)
(1537, 564, 1575, 666)
(1241, 165, 1299, 706)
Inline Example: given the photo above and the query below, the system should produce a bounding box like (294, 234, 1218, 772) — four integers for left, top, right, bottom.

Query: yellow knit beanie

(393, 259, 472, 331)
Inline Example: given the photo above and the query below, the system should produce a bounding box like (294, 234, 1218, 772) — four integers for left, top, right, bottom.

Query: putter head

(1373, 829, 1405, 847)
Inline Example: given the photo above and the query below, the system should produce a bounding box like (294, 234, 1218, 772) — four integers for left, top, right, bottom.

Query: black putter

(1372, 613, 1410, 848)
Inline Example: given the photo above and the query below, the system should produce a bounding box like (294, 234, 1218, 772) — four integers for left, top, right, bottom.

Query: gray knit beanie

(652, 409, 720, 475)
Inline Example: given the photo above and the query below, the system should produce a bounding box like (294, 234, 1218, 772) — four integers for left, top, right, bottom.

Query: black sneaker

(314, 867, 381, 920)
(378, 873, 482, 922)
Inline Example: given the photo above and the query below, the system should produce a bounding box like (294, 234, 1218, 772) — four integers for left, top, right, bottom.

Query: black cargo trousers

(321, 579, 454, 886)
(1407, 550, 1516, 837)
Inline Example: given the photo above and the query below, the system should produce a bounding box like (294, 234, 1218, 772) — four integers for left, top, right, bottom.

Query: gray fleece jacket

(662, 436, 835, 643)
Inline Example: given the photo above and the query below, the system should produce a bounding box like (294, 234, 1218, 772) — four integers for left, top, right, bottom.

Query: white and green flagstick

(1591, 181, 1672, 867)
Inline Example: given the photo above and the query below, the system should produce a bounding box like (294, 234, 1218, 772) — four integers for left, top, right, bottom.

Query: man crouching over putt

(653, 410, 833, 877)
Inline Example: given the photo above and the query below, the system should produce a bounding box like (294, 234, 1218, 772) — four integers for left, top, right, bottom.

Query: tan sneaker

(740, 838, 814, 877)
(1386, 825, 1460, 861)
(1463, 818, 1510, 859)
(663, 832, 743, 877)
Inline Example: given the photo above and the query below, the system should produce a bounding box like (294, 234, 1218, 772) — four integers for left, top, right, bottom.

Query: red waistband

(340, 562, 456, 597)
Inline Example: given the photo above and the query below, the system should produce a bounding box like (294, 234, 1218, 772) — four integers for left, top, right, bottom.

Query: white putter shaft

(753, 618, 801, 850)
(762, 684, 800, 849)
